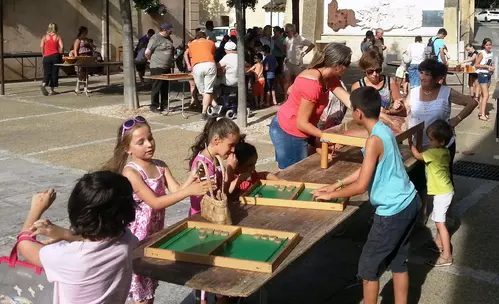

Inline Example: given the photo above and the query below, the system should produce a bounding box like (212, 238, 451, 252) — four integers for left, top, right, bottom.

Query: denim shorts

(269, 116, 308, 169)
(478, 73, 491, 85)
(358, 195, 420, 281)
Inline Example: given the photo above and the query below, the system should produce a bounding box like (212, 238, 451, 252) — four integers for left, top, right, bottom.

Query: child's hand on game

(188, 180, 211, 196)
(30, 188, 56, 214)
(30, 218, 73, 245)
(311, 183, 340, 196)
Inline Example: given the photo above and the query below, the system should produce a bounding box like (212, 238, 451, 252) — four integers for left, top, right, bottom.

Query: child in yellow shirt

(409, 119, 454, 267)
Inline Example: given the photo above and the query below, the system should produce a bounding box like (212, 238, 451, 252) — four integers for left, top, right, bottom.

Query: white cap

(224, 41, 237, 51)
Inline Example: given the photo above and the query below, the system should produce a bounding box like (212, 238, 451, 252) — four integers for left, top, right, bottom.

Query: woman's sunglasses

(121, 116, 147, 137)
(366, 68, 382, 75)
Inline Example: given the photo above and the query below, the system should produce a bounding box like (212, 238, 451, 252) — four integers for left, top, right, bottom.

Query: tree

(120, 0, 139, 109)
(292, 0, 300, 31)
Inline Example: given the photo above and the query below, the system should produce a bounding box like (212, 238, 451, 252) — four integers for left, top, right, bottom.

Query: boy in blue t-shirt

(262, 45, 278, 106)
(313, 86, 419, 304)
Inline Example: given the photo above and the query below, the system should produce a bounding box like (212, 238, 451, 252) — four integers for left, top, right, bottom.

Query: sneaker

(201, 113, 208, 121)
(40, 85, 49, 96)
(149, 106, 161, 113)
(427, 255, 453, 267)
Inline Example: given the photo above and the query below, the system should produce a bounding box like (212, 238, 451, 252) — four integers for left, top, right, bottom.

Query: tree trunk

(119, 0, 139, 109)
(236, 0, 247, 127)
(292, 0, 300, 32)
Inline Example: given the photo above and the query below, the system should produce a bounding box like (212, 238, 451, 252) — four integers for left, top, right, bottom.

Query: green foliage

(226, 0, 259, 11)
(133, 0, 167, 14)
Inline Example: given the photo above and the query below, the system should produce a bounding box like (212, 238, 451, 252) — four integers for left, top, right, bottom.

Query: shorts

(284, 61, 304, 78)
(358, 195, 420, 281)
(192, 62, 217, 94)
(275, 57, 284, 75)
(269, 116, 308, 169)
(265, 77, 275, 92)
(253, 78, 265, 96)
(468, 72, 478, 86)
(430, 191, 454, 223)
(395, 66, 406, 79)
(478, 73, 491, 85)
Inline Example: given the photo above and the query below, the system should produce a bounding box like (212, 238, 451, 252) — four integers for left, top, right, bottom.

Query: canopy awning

(262, 0, 286, 11)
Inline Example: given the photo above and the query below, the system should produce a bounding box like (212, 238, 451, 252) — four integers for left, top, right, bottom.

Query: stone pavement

(0, 68, 498, 303)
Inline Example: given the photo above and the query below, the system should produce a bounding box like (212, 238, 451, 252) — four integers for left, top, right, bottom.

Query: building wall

(2, 0, 197, 81)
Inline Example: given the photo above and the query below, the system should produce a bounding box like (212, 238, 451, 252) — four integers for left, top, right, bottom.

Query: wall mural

(327, 0, 357, 32)
(356, 0, 422, 31)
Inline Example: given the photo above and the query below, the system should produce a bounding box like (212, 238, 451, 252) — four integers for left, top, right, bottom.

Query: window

(422, 10, 444, 27)
(479, 11, 487, 15)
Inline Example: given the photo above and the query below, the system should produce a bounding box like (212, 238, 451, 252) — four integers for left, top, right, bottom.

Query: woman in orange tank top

(40, 23, 64, 96)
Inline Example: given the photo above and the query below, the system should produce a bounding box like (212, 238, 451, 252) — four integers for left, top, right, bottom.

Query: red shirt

(229, 29, 237, 37)
(277, 76, 341, 138)
(238, 171, 268, 192)
(43, 34, 60, 57)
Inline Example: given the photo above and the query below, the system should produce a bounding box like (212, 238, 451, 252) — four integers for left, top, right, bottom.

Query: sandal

(478, 114, 489, 121)
(427, 255, 453, 267)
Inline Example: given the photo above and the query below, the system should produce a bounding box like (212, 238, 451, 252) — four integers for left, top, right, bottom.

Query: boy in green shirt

(409, 119, 454, 267)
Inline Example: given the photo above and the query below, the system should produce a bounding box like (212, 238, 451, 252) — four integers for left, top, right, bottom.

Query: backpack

(425, 37, 439, 60)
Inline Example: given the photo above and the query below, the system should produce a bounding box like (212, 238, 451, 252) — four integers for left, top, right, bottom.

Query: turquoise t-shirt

(432, 37, 445, 63)
(361, 121, 417, 216)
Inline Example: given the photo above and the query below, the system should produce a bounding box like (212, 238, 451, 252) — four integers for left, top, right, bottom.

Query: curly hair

(68, 171, 136, 240)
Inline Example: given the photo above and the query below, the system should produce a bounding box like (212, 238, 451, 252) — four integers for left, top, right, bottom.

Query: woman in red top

(269, 42, 353, 169)
(40, 23, 64, 96)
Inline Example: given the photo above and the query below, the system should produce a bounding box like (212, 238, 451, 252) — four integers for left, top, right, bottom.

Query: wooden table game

(132, 131, 419, 302)
(319, 116, 424, 168)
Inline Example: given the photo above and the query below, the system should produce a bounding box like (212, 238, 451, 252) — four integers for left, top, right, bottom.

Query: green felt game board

(153, 228, 227, 255)
(248, 184, 296, 200)
(218, 234, 289, 262)
(295, 188, 342, 203)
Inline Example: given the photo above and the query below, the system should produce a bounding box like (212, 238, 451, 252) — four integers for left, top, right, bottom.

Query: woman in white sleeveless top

(475, 38, 495, 121)
(405, 59, 477, 214)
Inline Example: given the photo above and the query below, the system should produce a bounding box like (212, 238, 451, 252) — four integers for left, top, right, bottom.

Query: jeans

(478, 73, 491, 85)
(269, 116, 309, 169)
(42, 53, 62, 88)
(408, 64, 420, 88)
(150, 68, 170, 108)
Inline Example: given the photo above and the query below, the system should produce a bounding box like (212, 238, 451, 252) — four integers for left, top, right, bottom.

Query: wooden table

(133, 142, 417, 303)
(144, 73, 194, 118)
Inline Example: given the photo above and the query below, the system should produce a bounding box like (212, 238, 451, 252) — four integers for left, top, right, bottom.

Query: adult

(40, 23, 64, 96)
(429, 28, 447, 65)
(373, 28, 386, 56)
(406, 36, 426, 88)
(183, 39, 200, 108)
(185, 31, 217, 120)
(406, 59, 476, 214)
(351, 50, 405, 116)
(72, 26, 93, 94)
(218, 41, 238, 87)
(272, 26, 286, 96)
(205, 20, 217, 43)
(360, 30, 375, 53)
(145, 24, 175, 113)
(475, 38, 495, 121)
(135, 29, 155, 56)
(269, 43, 352, 169)
(460, 43, 479, 101)
(283, 23, 315, 94)
(215, 35, 230, 63)
(260, 25, 273, 48)
(229, 23, 238, 37)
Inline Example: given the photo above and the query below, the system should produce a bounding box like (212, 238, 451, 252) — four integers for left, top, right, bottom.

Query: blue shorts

(269, 116, 308, 170)
(478, 73, 491, 85)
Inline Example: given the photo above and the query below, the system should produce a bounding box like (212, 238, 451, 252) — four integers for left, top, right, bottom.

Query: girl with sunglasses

(352, 49, 405, 116)
(102, 116, 211, 304)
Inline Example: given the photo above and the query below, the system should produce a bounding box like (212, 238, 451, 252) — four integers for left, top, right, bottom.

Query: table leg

(34, 57, 37, 81)
(182, 80, 187, 119)
(84, 69, 90, 97)
(320, 141, 329, 169)
(461, 74, 464, 94)
(164, 80, 171, 115)
(21, 58, 24, 80)
(259, 287, 268, 304)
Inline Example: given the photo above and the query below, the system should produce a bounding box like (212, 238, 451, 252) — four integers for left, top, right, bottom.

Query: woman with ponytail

(269, 42, 352, 169)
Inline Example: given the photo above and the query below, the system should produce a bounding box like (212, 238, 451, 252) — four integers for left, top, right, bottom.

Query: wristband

(457, 115, 463, 121)
(337, 179, 344, 188)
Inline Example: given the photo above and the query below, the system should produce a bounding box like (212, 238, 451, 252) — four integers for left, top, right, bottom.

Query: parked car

(212, 26, 235, 47)
(476, 10, 499, 22)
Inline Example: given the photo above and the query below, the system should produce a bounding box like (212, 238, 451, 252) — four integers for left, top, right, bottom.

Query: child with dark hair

(262, 45, 278, 106)
(17, 171, 139, 304)
(103, 116, 210, 304)
(409, 119, 454, 267)
(226, 140, 279, 195)
(247, 53, 265, 108)
(313, 86, 419, 304)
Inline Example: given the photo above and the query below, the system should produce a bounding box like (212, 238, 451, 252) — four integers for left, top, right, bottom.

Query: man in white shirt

(218, 41, 238, 87)
(283, 23, 315, 94)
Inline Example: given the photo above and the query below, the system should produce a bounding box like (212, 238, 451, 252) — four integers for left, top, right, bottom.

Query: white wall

(265, 12, 285, 27)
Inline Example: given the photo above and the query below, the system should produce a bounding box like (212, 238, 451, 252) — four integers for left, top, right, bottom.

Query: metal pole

(0, 0, 4, 95)
(183, 0, 186, 46)
(106, 0, 110, 85)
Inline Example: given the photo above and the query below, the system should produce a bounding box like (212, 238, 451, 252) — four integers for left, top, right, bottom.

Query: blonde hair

(47, 23, 58, 34)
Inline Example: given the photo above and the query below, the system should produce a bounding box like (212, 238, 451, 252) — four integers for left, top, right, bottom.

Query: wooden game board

(239, 180, 346, 211)
(144, 221, 299, 273)
(319, 117, 424, 168)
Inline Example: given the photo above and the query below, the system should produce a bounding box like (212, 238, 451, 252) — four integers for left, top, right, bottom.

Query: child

(395, 55, 409, 96)
(312, 86, 419, 304)
(17, 171, 139, 304)
(103, 116, 210, 304)
(248, 53, 265, 108)
(226, 140, 279, 196)
(475, 38, 495, 121)
(460, 43, 479, 102)
(262, 45, 278, 106)
(408, 119, 454, 267)
(188, 117, 241, 304)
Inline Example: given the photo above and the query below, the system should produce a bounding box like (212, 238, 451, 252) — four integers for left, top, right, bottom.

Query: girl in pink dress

(103, 116, 210, 304)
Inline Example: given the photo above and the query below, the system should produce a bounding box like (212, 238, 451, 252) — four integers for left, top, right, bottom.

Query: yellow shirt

(422, 148, 454, 195)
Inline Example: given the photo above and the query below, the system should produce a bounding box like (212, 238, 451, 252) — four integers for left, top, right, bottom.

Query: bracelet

(457, 115, 463, 121)
(337, 179, 344, 188)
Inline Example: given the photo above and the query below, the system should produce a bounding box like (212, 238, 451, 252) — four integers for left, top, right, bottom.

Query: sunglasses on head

(121, 116, 147, 137)
(366, 68, 382, 75)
